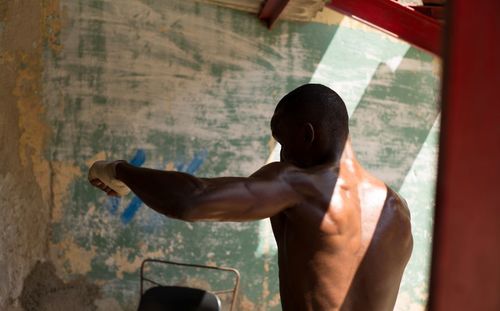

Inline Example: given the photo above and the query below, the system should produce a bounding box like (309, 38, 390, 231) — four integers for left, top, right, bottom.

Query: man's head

(270, 84, 349, 168)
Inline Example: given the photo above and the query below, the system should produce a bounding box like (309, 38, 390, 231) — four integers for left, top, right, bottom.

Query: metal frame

(429, 0, 500, 309)
(258, 0, 290, 28)
(140, 259, 241, 311)
(326, 0, 443, 56)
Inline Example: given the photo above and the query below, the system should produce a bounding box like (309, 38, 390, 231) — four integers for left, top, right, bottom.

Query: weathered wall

(43, 1, 339, 310)
(0, 1, 51, 309)
(1, 0, 439, 310)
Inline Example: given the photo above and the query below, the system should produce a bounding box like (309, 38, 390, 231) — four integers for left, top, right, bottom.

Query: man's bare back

(88, 84, 412, 310)
(261, 143, 412, 310)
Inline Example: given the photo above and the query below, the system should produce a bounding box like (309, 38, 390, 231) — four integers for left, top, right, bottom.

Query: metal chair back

(140, 259, 240, 311)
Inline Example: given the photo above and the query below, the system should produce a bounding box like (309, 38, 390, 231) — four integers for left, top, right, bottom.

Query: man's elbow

(176, 205, 198, 222)
(157, 200, 197, 222)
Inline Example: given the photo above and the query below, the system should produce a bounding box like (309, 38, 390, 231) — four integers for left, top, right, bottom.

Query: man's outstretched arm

(89, 161, 304, 222)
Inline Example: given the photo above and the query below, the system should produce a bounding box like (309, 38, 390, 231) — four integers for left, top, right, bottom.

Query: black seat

(138, 286, 221, 311)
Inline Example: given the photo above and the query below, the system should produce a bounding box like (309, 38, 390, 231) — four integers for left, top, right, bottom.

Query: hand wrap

(88, 160, 131, 196)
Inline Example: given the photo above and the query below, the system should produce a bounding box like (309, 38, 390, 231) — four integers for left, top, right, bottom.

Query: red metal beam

(429, 0, 500, 310)
(259, 0, 290, 29)
(410, 5, 445, 21)
(326, 0, 443, 56)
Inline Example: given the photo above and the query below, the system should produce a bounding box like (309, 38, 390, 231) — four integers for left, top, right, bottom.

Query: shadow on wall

(350, 47, 440, 190)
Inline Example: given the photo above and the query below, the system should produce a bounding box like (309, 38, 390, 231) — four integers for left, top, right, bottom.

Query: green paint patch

(88, 21, 106, 56)
(50, 223, 65, 244)
(93, 95, 107, 105)
(88, 258, 117, 280)
(89, 0, 104, 10)
(209, 63, 243, 79)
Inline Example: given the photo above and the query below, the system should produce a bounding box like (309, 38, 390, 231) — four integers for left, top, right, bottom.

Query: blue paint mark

(130, 149, 146, 166)
(186, 150, 207, 174)
(175, 161, 186, 172)
(121, 196, 143, 224)
(108, 148, 207, 224)
(107, 196, 121, 215)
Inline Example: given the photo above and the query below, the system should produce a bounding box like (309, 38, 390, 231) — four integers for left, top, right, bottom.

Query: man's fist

(88, 160, 131, 196)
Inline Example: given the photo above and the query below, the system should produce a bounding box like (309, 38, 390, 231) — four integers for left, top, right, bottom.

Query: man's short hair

(274, 84, 349, 153)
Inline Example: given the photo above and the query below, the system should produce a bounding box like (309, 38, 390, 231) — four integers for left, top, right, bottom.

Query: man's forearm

(115, 161, 203, 219)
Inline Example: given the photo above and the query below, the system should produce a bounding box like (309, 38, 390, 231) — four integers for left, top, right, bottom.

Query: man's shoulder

(380, 186, 413, 255)
(250, 161, 299, 179)
(358, 172, 410, 219)
(252, 162, 334, 202)
(356, 176, 412, 241)
(251, 161, 314, 181)
(385, 186, 411, 220)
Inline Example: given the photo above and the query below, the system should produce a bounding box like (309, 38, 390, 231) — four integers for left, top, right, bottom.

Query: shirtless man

(89, 84, 413, 310)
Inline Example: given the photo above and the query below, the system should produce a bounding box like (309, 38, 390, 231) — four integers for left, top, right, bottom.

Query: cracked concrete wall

(1, 1, 106, 309)
(0, 0, 51, 309)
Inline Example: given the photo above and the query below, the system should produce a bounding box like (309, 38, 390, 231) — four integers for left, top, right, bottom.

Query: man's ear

(304, 122, 315, 145)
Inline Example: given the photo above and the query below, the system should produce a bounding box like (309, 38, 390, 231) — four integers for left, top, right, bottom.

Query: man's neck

(339, 138, 363, 176)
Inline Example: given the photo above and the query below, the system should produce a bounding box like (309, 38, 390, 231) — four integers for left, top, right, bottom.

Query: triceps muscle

(185, 164, 303, 221)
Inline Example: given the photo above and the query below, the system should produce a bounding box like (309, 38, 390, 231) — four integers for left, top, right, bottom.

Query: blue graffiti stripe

(129, 149, 146, 167)
(115, 149, 207, 224)
(107, 196, 121, 215)
(175, 161, 186, 172)
(185, 150, 208, 174)
(121, 196, 143, 224)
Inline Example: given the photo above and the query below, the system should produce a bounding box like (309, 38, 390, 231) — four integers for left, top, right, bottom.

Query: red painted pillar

(430, 0, 500, 310)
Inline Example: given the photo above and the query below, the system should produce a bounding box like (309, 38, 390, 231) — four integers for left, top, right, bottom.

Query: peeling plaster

(104, 245, 166, 279)
(0, 0, 52, 309)
(51, 161, 82, 222)
(50, 237, 97, 276)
